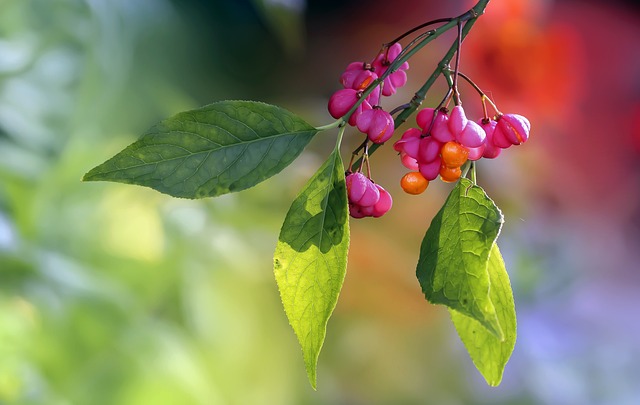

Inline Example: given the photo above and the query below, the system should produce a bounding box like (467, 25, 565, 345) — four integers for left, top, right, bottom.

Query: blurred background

(1, 0, 639, 403)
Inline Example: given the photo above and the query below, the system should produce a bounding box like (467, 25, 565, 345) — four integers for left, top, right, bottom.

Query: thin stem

(353, 138, 369, 156)
(420, 87, 452, 139)
(460, 160, 471, 179)
(452, 21, 463, 106)
(400, 30, 434, 58)
(385, 18, 453, 46)
(348, 137, 368, 172)
(470, 161, 477, 184)
(386, 28, 436, 72)
(347, 153, 356, 172)
(440, 68, 455, 110)
(452, 71, 502, 117)
(481, 97, 489, 120)
(364, 143, 372, 178)
(389, 103, 411, 116)
(456, 71, 484, 96)
(336, 125, 346, 150)
(315, 119, 343, 132)
(482, 95, 502, 116)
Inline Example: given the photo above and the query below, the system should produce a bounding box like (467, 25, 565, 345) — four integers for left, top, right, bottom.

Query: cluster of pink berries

(345, 172, 393, 218)
(328, 43, 409, 144)
(393, 105, 530, 193)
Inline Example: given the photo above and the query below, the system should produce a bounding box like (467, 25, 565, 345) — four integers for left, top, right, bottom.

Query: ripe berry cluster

(345, 172, 393, 218)
(324, 26, 531, 219)
(328, 43, 409, 144)
(394, 105, 530, 195)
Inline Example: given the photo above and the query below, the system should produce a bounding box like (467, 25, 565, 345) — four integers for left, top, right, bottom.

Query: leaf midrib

(89, 127, 316, 176)
(285, 149, 341, 311)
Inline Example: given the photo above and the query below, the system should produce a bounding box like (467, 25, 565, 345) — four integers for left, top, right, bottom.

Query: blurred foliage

(1, 0, 640, 404)
(0, 1, 304, 403)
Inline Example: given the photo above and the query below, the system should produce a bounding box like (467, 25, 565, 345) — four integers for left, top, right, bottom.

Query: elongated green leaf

(273, 147, 349, 389)
(83, 101, 317, 199)
(416, 178, 504, 338)
(450, 243, 516, 386)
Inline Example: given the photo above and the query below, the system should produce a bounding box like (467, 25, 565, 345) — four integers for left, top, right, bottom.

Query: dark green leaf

(273, 146, 349, 389)
(83, 101, 317, 199)
(450, 243, 516, 386)
(416, 178, 504, 338)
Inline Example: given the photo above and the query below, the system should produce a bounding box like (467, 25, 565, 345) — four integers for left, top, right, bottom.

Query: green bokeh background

(2, 1, 639, 404)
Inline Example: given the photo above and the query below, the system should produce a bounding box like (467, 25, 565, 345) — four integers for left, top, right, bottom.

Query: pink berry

(373, 43, 404, 72)
(346, 172, 368, 203)
(359, 204, 375, 217)
(328, 89, 358, 119)
(416, 108, 437, 130)
(365, 88, 381, 108)
(353, 70, 377, 91)
(478, 118, 496, 136)
(491, 123, 513, 149)
(384, 69, 407, 95)
(358, 179, 380, 207)
(347, 98, 372, 127)
(431, 112, 455, 143)
(467, 145, 485, 161)
(393, 127, 421, 159)
(449, 105, 468, 135)
(355, 109, 375, 132)
(418, 136, 441, 164)
(456, 120, 486, 148)
(340, 62, 377, 90)
(357, 108, 394, 144)
(341, 68, 377, 92)
(372, 184, 393, 217)
(417, 108, 453, 143)
(477, 119, 502, 158)
(372, 43, 409, 97)
(340, 62, 362, 88)
(384, 43, 404, 63)
(482, 143, 502, 158)
(349, 203, 366, 219)
(496, 113, 531, 145)
(400, 152, 419, 171)
(419, 157, 441, 181)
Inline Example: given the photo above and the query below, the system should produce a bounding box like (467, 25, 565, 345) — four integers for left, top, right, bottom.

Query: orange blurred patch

(337, 224, 438, 327)
(465, 18, 585, 118)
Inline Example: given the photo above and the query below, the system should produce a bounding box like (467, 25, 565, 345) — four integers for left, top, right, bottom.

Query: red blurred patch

(465, 15, 585, 117)
(631, 103, 640, 154)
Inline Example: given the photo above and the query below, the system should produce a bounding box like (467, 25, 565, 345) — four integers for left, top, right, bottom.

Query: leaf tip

(81, 171, 94, 182)
(308, 374, 318, 390)
(304, 358, 318, 390)
(488, 377, 503, 387)
(82, 164, 105, 182)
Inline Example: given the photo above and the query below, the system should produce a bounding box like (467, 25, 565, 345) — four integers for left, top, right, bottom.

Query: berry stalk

(449, 71, 502, 119)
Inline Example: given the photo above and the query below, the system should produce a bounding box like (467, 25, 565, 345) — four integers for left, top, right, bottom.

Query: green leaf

(416, 178, 504, 338)
(83, 100, 317, 199)
(273, 146, 349, 389)
(450, 243, 516, 386)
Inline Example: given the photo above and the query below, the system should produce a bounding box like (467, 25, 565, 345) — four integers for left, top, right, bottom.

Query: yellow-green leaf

(273, 146, 349, 389)
(416, 178, 504, 338)
(450, 243, 517, 386)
